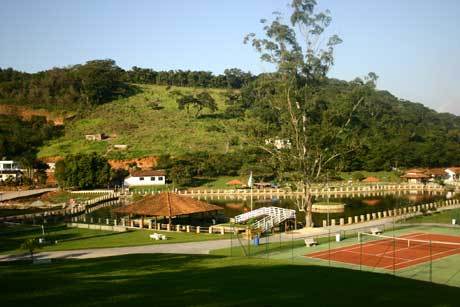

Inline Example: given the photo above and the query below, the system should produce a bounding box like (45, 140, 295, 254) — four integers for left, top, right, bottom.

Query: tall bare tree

(244, 0, 376, 227)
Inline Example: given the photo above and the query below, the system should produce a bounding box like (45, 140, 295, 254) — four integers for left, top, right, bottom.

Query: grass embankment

(0, 224, 229, 255)
(38, 84, 245, 159)
(40, 191, 102, 203)
(404, 208, 460, 225)
(1, 254, 459, 307)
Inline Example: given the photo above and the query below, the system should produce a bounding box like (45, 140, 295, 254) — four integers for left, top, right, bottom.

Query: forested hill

(1, 60, 460, 171)
(0, 60, 254, 112)
(322, 79, 460, 170)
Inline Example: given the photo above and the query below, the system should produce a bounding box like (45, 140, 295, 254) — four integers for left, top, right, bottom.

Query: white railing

(235, 206, 296, 232)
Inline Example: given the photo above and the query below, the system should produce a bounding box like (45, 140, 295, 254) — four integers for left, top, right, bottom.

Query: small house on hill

(444, 167, 460, 183)
(85, 134, 106, 141)
(0, 160, 21, 182)
(401, 169, 429, 184)
(124, 170, 166, 187)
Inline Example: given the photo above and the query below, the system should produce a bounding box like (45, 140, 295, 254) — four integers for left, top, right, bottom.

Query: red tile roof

(130, 170, 165, 177)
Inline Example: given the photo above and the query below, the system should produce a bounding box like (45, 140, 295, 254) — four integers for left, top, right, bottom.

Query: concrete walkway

(0, 188, 57, 202)
(0, 239, 235, 262)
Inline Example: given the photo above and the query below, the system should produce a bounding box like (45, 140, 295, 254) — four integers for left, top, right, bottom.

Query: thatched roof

(115, 192, 222, 217)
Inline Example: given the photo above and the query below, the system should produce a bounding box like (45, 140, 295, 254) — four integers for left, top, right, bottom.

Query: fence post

(196, 226, 201, 234)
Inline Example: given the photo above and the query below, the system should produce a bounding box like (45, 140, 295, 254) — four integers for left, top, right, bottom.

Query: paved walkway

(0, 239, 235, 262)
(0, 188, 57, 202)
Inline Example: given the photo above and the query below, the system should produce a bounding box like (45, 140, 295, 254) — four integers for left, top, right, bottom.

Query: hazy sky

(1, 0, 459, 114)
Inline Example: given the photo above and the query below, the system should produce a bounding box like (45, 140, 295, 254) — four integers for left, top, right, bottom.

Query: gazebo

(115, 192, 223, 225)
(226, 179, 243, 186)
(362, 176, 380, 183)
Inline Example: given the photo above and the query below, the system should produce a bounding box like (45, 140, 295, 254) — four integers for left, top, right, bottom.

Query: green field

(0, 224, 229, 255)
(38, 84, 245, 159)
(1, 253, 460, 307)
(404, 208, 460, 225)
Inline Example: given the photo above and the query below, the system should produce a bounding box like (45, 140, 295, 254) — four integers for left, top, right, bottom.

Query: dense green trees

(0, 115, 62, 161)
(126, 67, 253, 89)
(55, 153, 111, 189)
(157, 150, 269, 186)
(0, 60, 133, 110)
(175, 91, 218, 117)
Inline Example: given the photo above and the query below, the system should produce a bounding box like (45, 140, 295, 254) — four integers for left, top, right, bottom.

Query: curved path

(0, 188, 57, 202)
(0, 239, 234, 262)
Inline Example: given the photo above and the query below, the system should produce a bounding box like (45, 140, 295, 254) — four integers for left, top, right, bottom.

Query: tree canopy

(55, 153, 111, 189)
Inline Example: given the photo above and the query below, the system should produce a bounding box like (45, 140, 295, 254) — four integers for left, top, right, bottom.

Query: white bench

(149, 233, 167, 240)
(304, 238, 318, 247)
(370, 227, 382, 235)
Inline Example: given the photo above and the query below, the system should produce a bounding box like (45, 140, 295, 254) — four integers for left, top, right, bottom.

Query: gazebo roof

(362, 176, 380, 183)
(115, 192, 222, 217)
(226, 179, 243, 185)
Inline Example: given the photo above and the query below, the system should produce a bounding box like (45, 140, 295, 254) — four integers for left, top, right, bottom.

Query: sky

(1, 0, 459, 115)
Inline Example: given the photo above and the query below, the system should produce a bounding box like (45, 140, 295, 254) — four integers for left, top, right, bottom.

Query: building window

(139, 177, 144, 181)
(150, 177, 156, 181)
(158, 177, 163, 181)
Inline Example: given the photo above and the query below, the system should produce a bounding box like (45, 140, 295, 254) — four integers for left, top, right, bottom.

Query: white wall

(444, 169, 456, 183)
(124, 175, 165, 186)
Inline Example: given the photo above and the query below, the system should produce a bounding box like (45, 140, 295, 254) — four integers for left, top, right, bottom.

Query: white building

(444, 168, 460, 183)
(124, 170, 166, 187)
(0, 160, 21, 181)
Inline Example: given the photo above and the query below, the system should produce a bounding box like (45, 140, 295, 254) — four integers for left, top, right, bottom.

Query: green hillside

(38, 84, 244, 159)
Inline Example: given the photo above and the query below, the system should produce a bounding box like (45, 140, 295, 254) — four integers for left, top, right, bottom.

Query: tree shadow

(1, 254, 459, 306)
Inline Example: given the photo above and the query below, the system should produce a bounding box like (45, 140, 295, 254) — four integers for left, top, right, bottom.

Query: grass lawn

(0, 224, 229, 255)
(40, 191, 103, 204)
(1, 253, 459, 307)
(339, 170, 403, 183)
(38, 84, 245, 159)
(403, 208, 460, 224)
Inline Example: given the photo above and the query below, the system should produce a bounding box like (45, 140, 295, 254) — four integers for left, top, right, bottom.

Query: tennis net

(358, 232, 460, 251)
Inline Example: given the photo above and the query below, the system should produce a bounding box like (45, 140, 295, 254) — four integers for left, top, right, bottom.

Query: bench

(149, 233, 167, 240)
(370, 227, 382, 235)
(304, 238, 318, 247)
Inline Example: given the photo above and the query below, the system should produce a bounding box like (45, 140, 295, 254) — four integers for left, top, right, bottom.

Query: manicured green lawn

(0, 224, 229, 255)
(340, 170, 403, 183)
(404, 209, 460, 224)
(1, 254, 459, 307)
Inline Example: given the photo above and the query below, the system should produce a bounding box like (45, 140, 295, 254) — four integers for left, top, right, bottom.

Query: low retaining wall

(322, 199, 460, 227)
(66, 222, 127, 232)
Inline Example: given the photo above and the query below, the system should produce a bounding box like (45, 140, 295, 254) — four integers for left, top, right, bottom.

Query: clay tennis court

(306, 232, 460, 270)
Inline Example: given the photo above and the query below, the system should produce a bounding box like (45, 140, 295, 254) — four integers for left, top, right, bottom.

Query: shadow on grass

(0, 254, 459, 307)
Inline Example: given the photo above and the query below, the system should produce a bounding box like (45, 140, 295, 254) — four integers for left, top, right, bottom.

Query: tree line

(0, 60, 134, 111)
(0, 62, 255, 113)
(126, 67, 254, 89)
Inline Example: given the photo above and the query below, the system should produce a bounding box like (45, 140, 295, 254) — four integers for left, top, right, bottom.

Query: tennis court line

(307, 233, 425, 258)
(381, 243, 460, 270)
